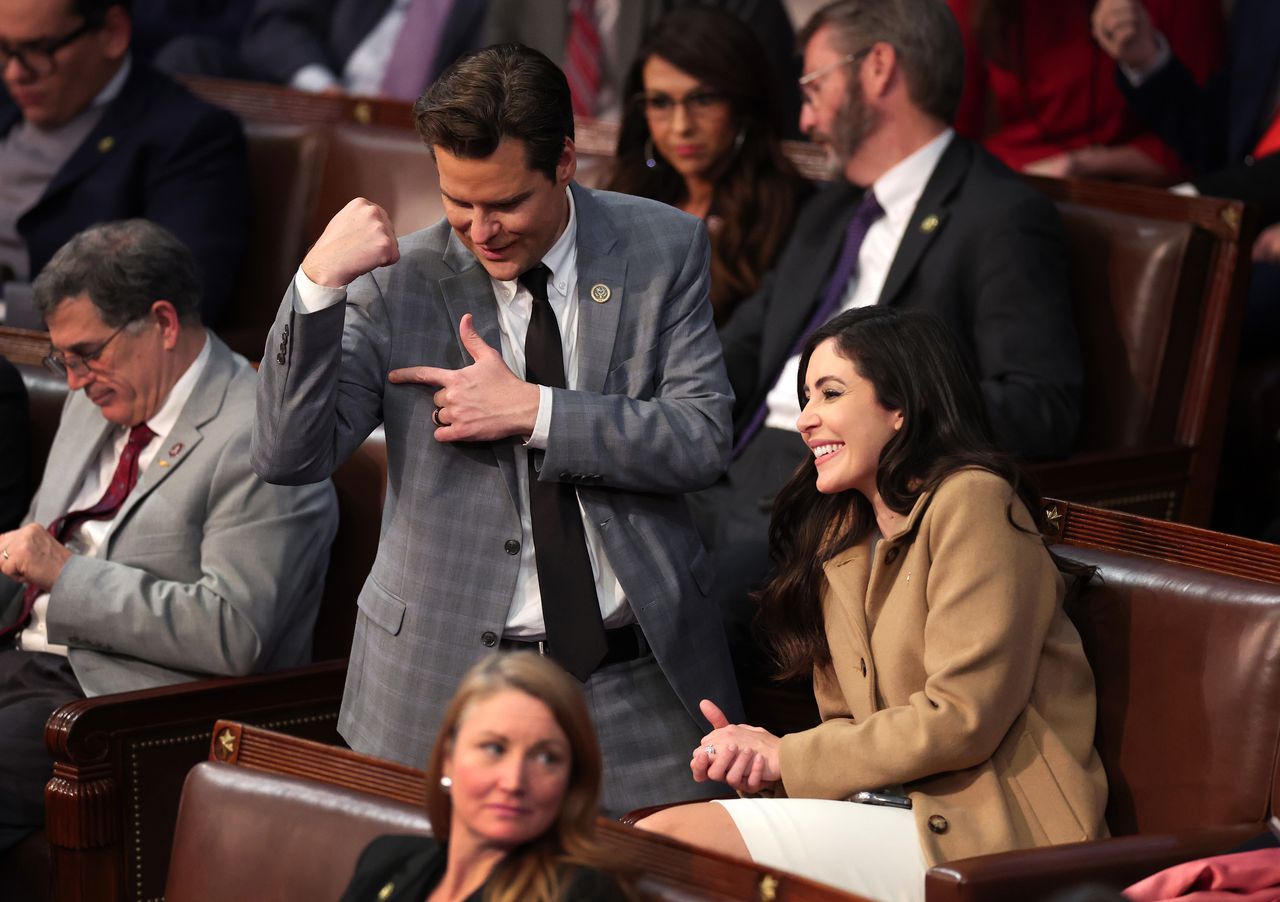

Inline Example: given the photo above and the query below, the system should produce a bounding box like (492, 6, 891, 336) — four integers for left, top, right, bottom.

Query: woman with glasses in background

(607, 6, 808, 328)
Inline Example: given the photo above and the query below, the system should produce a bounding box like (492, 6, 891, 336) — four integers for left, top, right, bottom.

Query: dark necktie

(2, 422, 156, 639)
(734, 190, 884, 455)
(519, 264, 607, 681)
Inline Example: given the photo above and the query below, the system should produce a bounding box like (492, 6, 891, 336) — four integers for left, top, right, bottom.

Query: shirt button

(504, 539, 520, 555)
(928, 815, 949, 834)
(481, 631, 497, 647)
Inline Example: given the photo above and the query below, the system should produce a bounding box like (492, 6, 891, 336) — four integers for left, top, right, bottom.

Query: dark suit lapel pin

(590, 283, 611, 303)
(97, 135, 115, 154)
(169, 442, 184, 458)
(919, 213, 941, 234)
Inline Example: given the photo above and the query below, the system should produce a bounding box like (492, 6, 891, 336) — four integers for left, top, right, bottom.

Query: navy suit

(0, 62, 250, 325)
(1118, 0, 1280, 174)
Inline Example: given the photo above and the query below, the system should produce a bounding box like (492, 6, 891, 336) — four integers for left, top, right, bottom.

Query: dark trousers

(686, 427, 810, 679)
(0, 648, 83, 852)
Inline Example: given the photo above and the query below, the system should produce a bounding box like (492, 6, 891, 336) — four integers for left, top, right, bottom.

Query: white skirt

(712, 798, 927, 902)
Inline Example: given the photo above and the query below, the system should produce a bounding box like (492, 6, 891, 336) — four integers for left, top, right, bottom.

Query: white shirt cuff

(525, 385, 552, 449)
(1119, 32, 1171, 87)
(1169, 182, 1200, 197)
(292, 266, 347, 314)
(290, 64, 340, 93)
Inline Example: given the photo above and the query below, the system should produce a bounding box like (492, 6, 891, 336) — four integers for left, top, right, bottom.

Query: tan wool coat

(776, 469, 1109, 866)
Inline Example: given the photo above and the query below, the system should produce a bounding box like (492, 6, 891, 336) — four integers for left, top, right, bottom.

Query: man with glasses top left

(0, 0, 249, 325)
(0, 220, 338, 853)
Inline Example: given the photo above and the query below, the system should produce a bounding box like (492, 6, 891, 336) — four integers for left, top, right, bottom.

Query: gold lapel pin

(920, 214, 940, 234)
(590, 283, 611, 303)
(97, 135, 115, 153)
(157, 459, 169, 468)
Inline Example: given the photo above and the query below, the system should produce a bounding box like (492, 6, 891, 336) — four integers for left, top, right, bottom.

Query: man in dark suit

(0, 0, 249, 325)
(696, 0, 1080, 664)
(240, 0, 487, 100)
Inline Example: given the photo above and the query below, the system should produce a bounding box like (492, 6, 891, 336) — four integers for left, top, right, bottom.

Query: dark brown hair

(424, 653, 630, 902)
(606, 7, 805, 324)
(756, 306, 1054, 679)
(415, 43, 574, 182)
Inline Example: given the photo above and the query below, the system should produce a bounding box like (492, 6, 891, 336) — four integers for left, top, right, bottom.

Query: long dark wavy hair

(606, 6, 804, 324)
(756, 306, 1057, 679)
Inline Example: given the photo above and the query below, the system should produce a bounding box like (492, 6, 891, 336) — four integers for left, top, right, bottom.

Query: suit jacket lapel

(878, 137, 970, 308)
(569, 184, 624, 394)
(440, 231, 521, 511)
(109, 335, 234, 538)
(36, 63, 145, 209)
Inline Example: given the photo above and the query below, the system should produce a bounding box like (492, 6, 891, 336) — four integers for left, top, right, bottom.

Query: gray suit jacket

(253, 184, 742, 765)
(0, 334, 338, 696)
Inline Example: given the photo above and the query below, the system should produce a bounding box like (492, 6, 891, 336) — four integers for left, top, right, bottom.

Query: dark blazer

(241, 0, 487, 90)
(339, 834, 628, 902)
(1119, 0, 1280, 173)
(0, 61, 250, 325)
(0, 355, 31, 532)
(720, 135, 1082, 461)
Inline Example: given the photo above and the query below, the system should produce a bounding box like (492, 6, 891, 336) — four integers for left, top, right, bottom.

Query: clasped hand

(692, 699, 782, 794)
(389, 313, 540, 442)
(0, 523, 71, 590)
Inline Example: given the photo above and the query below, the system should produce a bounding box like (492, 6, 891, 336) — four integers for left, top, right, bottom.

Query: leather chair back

(1056, 205, 1208, 451)
(219, 122, 326, 359)
(309, 123, 444, 243)
(1059, 545, 1280, 835)
(165, 762, 431, 902)
(15, 361, 66, 485)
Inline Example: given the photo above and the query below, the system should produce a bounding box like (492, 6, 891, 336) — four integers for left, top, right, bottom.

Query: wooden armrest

(45, 660, 348, 902)
(924, 825, 1261, 902)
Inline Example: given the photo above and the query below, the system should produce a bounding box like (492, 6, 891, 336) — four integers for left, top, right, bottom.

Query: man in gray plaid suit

(252, 43, 742, 815)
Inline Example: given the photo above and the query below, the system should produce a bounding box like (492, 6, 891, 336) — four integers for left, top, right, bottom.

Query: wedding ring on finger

(703, 744, 716, 758)
(431, 407, 444, 427)
(1, 548, 8, 560)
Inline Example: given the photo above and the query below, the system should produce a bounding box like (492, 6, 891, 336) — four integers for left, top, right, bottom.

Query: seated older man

(0, 219, 338, 851)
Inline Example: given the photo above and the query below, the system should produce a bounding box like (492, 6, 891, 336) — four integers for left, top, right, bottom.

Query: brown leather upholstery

(1057, 205, 1206, 450)
(309, 123, 443, 242)
(14, 361, 64, 484)
(162, 722, 870, 902)
(165, 763, 431, 902)
(218, 122, 326, 359)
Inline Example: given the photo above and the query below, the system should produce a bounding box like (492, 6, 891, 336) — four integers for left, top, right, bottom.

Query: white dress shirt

(292, 189, 631, 637)
(20, 335, 211, 655)
(763, 129, 955, 432)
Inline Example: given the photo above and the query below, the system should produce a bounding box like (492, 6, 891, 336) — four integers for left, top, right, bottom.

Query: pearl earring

(440, 775, 452, 792)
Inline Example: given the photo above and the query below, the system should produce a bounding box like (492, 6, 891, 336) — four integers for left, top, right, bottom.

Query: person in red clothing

(945, 0, 1222, 184)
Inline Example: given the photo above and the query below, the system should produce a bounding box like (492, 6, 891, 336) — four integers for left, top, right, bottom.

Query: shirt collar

(870, 128, 954, 228)
(144, 332, 210, 440)
(92, 54, 131, 110)
(490, 186, 578, 302)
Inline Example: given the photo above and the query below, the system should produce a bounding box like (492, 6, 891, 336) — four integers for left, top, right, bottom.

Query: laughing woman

(638, 307, 1107, 902)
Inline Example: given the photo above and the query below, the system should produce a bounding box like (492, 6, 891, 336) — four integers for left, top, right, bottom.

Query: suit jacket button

(481, 631, 497, 647)
(928, 815, 949, 834)
(504, 539, 520, 555)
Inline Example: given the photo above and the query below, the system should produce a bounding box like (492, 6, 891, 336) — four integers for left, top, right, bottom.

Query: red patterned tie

(564, 0, 602, 118)
(1252, 106, 1280, 160)
(2, 423, 156, 639)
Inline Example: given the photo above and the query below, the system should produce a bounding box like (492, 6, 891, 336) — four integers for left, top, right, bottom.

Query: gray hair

(799, 0, 964, 124)
(33, 219, 202, 326)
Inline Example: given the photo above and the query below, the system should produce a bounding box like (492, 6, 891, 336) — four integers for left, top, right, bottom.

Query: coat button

(928, 815, 949, 834)
(860, 658, 867, 677)
(504, 539, 520, 555)
(481, 631, 497, 647)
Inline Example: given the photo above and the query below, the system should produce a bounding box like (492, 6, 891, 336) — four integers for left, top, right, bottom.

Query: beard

(817, 82, 881, 181)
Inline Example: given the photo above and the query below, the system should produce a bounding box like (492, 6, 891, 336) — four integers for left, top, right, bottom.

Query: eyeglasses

(44, 318, 135, 378)
(0, 19, 100, 78)
(639, 89, 729, 120)
(798, 48, 871, 105)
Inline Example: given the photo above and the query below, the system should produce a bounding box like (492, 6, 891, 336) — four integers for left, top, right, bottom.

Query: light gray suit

(0, 333, 339, 696)
(253, 184, 742, 812)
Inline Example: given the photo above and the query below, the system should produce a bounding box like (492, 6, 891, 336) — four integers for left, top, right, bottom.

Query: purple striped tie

(380, 0, 453, 101)
(734, 191, 883, 456)
(564, 0, 602, 118)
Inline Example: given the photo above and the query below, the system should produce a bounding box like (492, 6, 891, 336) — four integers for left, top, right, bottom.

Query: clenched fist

(302, 197, 401, 288)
